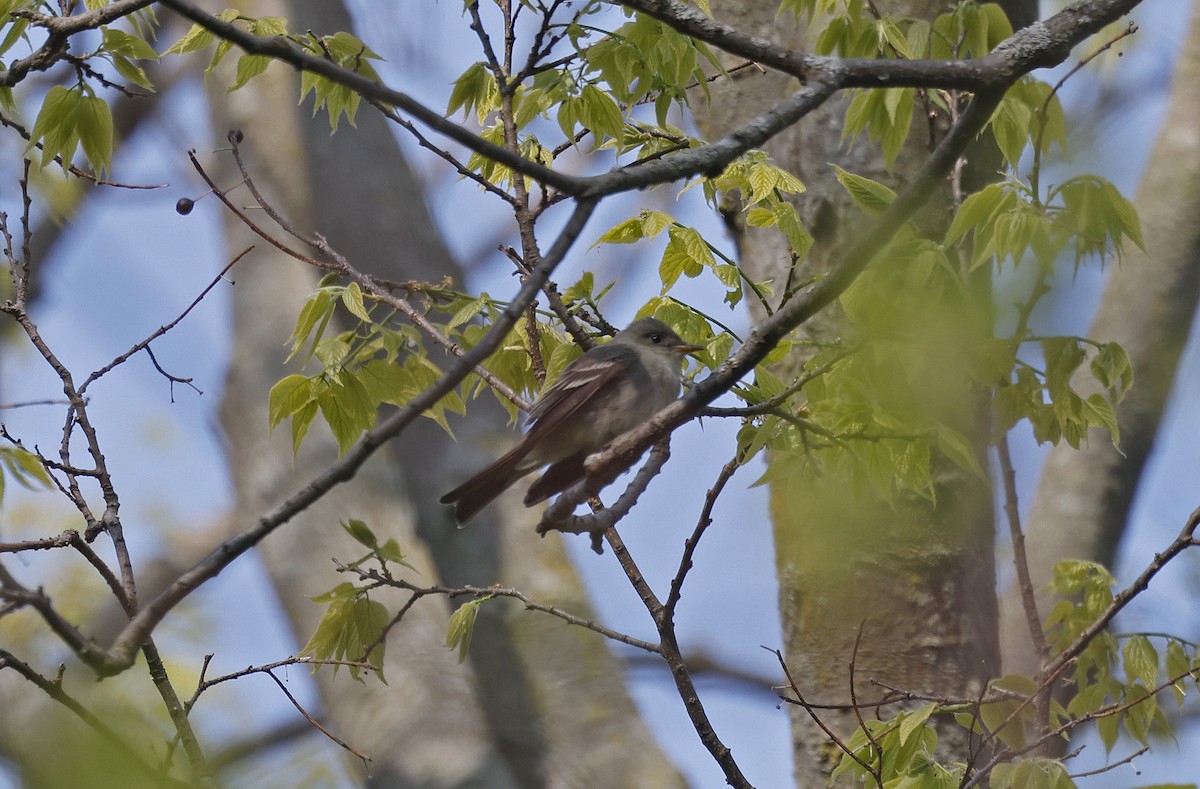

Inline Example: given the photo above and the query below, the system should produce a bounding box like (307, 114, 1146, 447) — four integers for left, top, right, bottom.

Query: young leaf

(29, 85, 81, 168)
(228, 53, 272, 92)
(0, 446, 54, 505)
(268, 374, 315, 430)
(897, 702, 936, 746)
(290, 400, 318, 456)
(446, 596, 492, 663)
(343, 518, 378, 549)
(936, 426, 985, 479)
(580, 84, 624, 145)
(1122, 636, 1159, 693)
(447, 61, 495, 120)
(317, 373, 376, 454)
(340, 282, 372, 323)
(831, 164, 895, 217)
(1165, 639, 1190, 706)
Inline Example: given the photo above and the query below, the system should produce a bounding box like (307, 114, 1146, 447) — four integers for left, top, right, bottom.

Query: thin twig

(0, 648, 190, 787)
(78, 249, 247, 395)
(664, 449, 743, 618)
(537, 441, 672, 549)
(589, 514, 751, 786)
(771, 646, 878, 778)
(351, 572, 662, 654)
(996, 432, 1051, 737)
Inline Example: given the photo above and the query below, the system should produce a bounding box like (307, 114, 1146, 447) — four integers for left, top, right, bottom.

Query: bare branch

(0, 647, 190, 787)
(663, 449, 743, 618)
(81, 250, 248, 396)
(96, 196, 598, 675)
(352, 572, 662, 655)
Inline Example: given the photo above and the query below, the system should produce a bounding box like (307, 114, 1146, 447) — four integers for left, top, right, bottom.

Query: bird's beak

(674, 341, 704, 355)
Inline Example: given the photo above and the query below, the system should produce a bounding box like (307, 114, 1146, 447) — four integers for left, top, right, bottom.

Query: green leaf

(660, 225, 713, 292)
(29, 85, 81, 169)
(355, 598, 389, 679)
(286, 289, 336, 362)
(447, 295, 488, 330)
(831, 164, 895, 217)
(1041, 337, 1085, 396)
(164, 20, 219, 55)
(746, 161, 778, 205)
(102, 27, 159, 60)
(446, 596, 492, 663)
(1003, 758, 1075, 789)
(0, 446, 54, 505)
(301, 590, 388, 682)
(1, 16, 30, 60)
(228, 53, 272, 92)
(1096, 708, 1120, 752)
(357, 359, 410, 407)
(593, 210, 674, 246)
(562, 271, 594, 303)
(1082, 393, 1120, 449)
(268, 374, 316, 430)
(342, 518, 378, 549)
(772, 200, 813, 259)
(291, 400, 318, 456)
(340, 282, 372, 323)
(377, 538, 418, 571)
(76, 93, 113, 176)
(936, 426, 985, 479)
(1165, 640, 1191, 706)
(307, 581, 359, 605)
(989, 93, 1033, 167)
(317, 373, 376, 455)
(1123, 636, 1159, 693)
(945, 183, 1005, 245)
(1101, 179, 1145, 250)
(580, 84, 624, 144)
(897, 702, 936, 745)
(110, 54, 155, 91)
(447, 61, 495, 120)
(252, 15, 288, 37)
(204, 39, 234, 83)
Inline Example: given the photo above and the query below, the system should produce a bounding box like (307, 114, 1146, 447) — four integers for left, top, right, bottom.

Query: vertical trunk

(205, 1, 683, 785)
(691, 2, 1033, 783)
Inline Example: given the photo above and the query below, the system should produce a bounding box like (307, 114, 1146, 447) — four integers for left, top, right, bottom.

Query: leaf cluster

(268, 280, 468, 455)
(833, 559, 1200, 787)
(298, 519, 418, 683)
(1045, 561, 1199, 753)
(4, 5, 161, 174)
(165, 10, 380, 130)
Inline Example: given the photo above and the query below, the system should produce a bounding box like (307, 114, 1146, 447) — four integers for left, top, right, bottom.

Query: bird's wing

(526, 344, 634, 432)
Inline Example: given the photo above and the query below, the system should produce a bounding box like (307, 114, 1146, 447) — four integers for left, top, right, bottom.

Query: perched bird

(441, 318, 702, 526)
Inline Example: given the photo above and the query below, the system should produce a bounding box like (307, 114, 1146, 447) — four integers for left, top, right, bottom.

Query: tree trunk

(205, 1, 683, 786)
(691, 2, 1035, 783)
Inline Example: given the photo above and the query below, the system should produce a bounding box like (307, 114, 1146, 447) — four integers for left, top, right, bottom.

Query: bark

(206, 1, 682, 786)
(1001, 4, 1200, 676)
(690, 2, 1035, 784)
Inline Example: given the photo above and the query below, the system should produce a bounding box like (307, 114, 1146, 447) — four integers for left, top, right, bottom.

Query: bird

(440, 318, 702, 526)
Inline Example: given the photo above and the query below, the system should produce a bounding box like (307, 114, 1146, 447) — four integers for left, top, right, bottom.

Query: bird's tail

(439, 446, 532, 526)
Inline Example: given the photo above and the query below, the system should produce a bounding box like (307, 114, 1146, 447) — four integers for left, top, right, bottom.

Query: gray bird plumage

(440, 318, 701, 525)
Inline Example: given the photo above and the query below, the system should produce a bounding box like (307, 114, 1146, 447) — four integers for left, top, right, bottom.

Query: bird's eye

(650, 334, 662, 344)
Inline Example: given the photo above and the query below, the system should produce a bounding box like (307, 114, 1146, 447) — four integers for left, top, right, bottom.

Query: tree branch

(95, 196, 598, 675)
(580, 87, 1009, 496)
